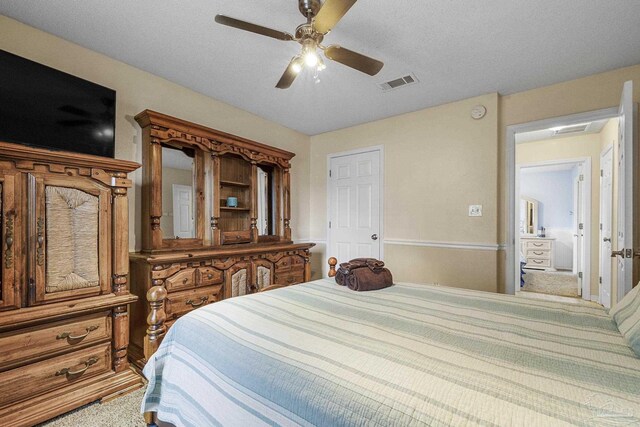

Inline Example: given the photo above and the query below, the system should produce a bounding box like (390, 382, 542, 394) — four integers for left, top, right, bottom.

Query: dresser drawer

(526, 249, 551, 259)
(221, 230, 252, 245)
(197, 267, 224, 287)
(275, 256, 305, 274)
(164, 268, 196, 292)
(274, 270, 305, 286)
(526, 258, 551, 268)
(0, 343, 111, 406)
(165, 285, 223, 320)
(525, 240, 551, 250)
(0, 312, 111, 370)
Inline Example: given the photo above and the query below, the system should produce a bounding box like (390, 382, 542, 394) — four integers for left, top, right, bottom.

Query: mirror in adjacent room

(519, 196, 539, 235)
(257, 165, 278, 237)
(161, 144, 196, 239)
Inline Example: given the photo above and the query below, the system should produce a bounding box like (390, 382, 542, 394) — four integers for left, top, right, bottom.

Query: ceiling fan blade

(324, 45, 383, 76)
(276, 59, 300, 89)
(215, 15, 294, 41)
(313, 0, 357, 34)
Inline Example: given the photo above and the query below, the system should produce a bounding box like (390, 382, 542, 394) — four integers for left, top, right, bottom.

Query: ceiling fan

(215, 0, 384, 89)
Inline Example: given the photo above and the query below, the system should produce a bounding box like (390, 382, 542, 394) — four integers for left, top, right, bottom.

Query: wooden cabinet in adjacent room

(129, 110, 314, 368)
(0, 142, 143, 427)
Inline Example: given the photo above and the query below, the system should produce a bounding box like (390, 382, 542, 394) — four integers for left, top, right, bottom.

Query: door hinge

(579, 174, 584, 181)
(578, 272, 583, 279)
(599, 223, 602, 230)
(599, 276, 602, 284)
(579, 223, 584, 230)
(329, 221, 331, 229)
(600, 169, 603, 177)
(329, 170, 332, 178)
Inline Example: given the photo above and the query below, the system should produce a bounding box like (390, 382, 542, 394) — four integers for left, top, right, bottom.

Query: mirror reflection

(520, 196, 539, 235)
(257, 166, 276, 236)
(161, 145, 195, 239)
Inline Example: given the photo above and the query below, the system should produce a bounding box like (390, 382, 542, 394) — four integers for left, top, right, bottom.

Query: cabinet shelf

(220, 180, 250, 188)
(220, 207, 250, 212)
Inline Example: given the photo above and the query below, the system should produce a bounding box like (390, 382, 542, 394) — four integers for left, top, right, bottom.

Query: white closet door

(329, 150, 381, 264)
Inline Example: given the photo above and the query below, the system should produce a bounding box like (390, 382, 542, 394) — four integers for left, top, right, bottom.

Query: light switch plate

(469, 205, 483, 217)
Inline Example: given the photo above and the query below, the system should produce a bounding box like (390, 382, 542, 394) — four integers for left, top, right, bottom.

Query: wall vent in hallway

(378, 73, 419, 91)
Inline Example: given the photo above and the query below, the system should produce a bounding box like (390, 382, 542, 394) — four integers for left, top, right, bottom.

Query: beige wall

(310, 94, 500, 292)
(600, 118, 620, 303)
(516, 133, 602, 295)
(0, 15, 311, 251)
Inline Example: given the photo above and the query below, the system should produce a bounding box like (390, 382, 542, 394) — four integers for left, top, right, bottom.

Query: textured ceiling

(2, 1, 640, 135)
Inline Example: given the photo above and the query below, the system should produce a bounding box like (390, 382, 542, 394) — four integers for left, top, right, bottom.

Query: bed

(141, 278, 640, 426)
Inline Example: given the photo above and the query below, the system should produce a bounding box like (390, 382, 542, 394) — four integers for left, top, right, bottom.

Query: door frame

(505, 107, 619, 295)
(516, 158, 591, 299)
(599, 143, 614, 308)
(327, 145, 385, 269)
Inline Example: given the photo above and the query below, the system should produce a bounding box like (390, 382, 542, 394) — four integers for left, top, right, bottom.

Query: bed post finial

(328, 257, 337, 277)
(144, 285, 168, 360)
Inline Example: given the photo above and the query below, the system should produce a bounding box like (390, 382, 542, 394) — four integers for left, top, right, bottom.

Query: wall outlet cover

(469, 205, 483, 217)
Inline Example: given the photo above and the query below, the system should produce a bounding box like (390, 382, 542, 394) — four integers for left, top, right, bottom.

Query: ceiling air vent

(553, 124, 589, 135)
(378, 73, 419, 92)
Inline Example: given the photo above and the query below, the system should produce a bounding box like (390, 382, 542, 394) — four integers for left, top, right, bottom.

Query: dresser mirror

(520, 196, 539, 235)
(256, 165, 280, 239)
(161, 145, 196, 239)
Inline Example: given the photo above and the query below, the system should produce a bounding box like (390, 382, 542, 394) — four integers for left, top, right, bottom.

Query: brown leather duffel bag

(335, 258, 393, 291)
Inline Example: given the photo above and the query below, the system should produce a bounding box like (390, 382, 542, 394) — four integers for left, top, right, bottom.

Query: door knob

(611, 250, 624, 258)
(603, 237, 611, 242)
(371, 234, 378, 241)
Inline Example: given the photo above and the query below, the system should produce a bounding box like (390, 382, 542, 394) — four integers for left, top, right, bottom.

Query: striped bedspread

(142, 279, 640, 426)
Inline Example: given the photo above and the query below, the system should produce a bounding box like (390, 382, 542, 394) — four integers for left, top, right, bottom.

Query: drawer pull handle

(5, 212, 15, 269)
(57, 325, 99, 341)
(186, 296, 208, 307)
(207, 274, 213, 279)
(36, 217, 45, 266)
(533, 243, 544, 247)
(55, 356, 98, 377)
(182, 278, 188, 284)
(288, 277, 294, 283)
(532, 259, 544, 264)
(533, 251, 544, 256)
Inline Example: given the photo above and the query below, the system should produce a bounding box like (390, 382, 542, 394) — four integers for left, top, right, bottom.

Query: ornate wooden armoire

(0, 142, 143, 426)
(128, 110, 314, 368)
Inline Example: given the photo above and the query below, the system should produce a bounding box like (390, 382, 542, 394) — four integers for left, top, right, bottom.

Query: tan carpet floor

(38, 388, 146, 427)
(521, 269, 580, 297)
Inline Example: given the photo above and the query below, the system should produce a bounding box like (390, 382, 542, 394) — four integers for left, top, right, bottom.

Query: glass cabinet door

(29, 173, 111, 305)
(0, 172, 19, 310)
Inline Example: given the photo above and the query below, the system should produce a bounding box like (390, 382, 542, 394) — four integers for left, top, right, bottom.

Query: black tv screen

(0, 49, 115, 158)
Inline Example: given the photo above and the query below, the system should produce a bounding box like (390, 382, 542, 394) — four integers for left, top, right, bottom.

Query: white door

(172, 184, 194, 238)
(329, 149, 381, 264)
(615, 80, 637, 301)
(599, 145, 614, 308)
(572, 167, 584, 295)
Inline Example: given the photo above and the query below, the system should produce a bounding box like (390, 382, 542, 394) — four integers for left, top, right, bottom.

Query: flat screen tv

(0, 49, 115, 158)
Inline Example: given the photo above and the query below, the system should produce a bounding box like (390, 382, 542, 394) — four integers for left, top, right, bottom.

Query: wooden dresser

(0, 142, 143, 426)
(128, 111, 314, 368)
(520, 237, 556, 271)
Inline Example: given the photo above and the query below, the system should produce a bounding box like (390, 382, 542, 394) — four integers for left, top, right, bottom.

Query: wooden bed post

(144, 285, 168, 360)
(328, 257, 337, 277)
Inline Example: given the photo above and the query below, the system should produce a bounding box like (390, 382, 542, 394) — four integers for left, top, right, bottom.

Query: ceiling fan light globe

(304, 51, 319, 67)
(292, 62, 303, 74)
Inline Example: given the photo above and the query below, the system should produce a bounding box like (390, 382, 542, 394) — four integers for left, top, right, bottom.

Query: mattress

(142, 279, 640, 426)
